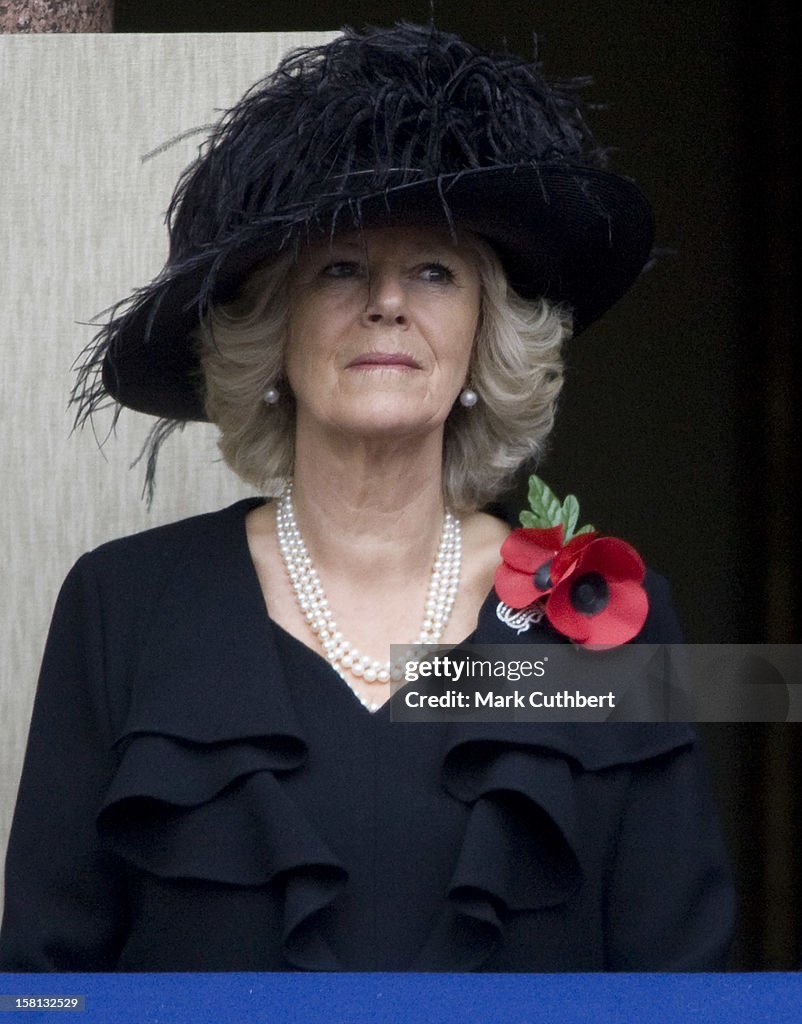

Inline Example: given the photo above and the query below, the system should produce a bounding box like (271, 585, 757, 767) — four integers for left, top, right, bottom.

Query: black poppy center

(533, 559, 553, 591)
(570, 572, 610, 615)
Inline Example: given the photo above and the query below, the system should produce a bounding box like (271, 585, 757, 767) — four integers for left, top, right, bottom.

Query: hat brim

(101, 163, 653, 421)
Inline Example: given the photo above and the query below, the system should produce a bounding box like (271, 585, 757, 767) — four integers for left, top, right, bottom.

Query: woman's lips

(346, 352, 421, 369)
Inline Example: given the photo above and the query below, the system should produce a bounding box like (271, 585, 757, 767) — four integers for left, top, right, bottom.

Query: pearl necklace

(275, 484, 462, 711)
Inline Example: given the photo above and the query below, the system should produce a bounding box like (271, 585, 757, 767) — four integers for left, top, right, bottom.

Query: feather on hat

(73, 22, 653, 431)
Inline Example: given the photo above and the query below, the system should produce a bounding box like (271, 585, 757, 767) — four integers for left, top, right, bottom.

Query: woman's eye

(321, 261, 361, 279)
(419, 262, 455, 283)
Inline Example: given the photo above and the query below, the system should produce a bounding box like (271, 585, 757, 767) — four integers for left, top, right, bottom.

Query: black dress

(0, 499, 734, 971)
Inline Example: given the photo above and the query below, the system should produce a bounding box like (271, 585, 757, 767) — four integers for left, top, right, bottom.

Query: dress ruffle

(95, 501, 348, 969)
(99, 733, 347, 969)
(93, 499, 696, 971)
(412, 719, 694, 969)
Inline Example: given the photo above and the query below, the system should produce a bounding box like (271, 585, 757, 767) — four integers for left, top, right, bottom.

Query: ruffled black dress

(0, 500, 734, 971)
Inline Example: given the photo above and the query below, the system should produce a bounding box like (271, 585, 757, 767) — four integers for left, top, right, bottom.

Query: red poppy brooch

(494, 475, 649, 647)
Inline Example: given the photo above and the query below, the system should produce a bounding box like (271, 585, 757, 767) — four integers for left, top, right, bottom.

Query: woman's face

(284, 225, 481, 444)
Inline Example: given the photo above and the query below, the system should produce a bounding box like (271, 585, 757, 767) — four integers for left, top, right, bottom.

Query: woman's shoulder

(639, 568, 684, 643)
(454, 510, 510, 635)
(460, 509, 510, 574)
(83, 498, 264, 570)
(61, 498, 266, 623)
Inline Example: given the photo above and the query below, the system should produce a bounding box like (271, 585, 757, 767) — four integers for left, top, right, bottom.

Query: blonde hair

(197, 236, 570, 511)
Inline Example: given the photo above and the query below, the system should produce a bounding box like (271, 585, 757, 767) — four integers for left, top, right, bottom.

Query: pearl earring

(459, 387, 478, 408)
(263, 386, 280, 406)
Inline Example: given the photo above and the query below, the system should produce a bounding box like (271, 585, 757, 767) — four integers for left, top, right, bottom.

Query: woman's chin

(339, 414, 441, 441)
(319, 405, 445, 444)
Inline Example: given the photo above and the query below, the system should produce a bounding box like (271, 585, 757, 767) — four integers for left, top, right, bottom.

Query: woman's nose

(361, 272, 408, 326)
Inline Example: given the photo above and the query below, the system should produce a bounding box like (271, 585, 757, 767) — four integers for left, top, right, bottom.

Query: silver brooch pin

(496, 601, 545, 634)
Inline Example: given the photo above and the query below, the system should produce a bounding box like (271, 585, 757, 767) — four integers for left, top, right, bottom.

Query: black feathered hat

(75, 22, 654, 426)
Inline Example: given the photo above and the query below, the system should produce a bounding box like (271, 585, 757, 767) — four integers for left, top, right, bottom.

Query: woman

(0, 24, 733, 971)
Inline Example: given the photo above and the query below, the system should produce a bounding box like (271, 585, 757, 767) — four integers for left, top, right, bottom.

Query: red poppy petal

(545, 572, 649, 647)
(501, 526, 564, 573)
(494, 562, 540, 609)
(550, 530, 598, 583)
(574, 537, 645, 583)
(580, 579, 650, 646)
(544, 580, 592, 642)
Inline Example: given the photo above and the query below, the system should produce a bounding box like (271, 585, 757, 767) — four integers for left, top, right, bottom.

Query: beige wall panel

(0, 31, 336, 924)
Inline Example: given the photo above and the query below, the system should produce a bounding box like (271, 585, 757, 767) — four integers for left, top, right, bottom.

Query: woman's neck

(290, 426, 449, 583)
(245, 421, 508, 699)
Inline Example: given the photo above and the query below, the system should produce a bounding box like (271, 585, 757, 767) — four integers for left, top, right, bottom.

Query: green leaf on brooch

(561, 494, 580, 539)
(524, 475, 564, 529)
(523, 474, 595, 540)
